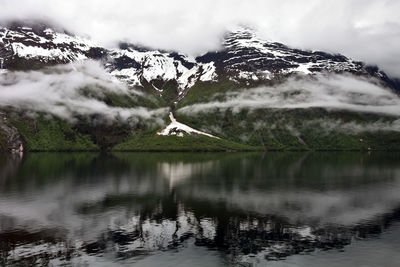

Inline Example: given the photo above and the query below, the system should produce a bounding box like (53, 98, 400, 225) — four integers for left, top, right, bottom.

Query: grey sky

(1, 0, 400, 77)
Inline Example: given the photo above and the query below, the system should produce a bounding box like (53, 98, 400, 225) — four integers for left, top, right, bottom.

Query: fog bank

(0, 61, 166, 126)
(178, 74, 400, 117)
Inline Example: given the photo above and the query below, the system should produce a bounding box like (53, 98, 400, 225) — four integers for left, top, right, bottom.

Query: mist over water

(1, 152, 400, 266)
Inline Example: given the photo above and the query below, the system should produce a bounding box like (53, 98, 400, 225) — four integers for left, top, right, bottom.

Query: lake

(1, 152, 400, 266)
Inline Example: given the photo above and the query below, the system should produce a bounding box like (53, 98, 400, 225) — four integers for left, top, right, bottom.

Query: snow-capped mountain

(1, 21, 400, 153)
(0, 21, 398, 96)
(202, 27, 384, 82)
(107, 44, 217, 92)
(0, 21, 106, 68)
(0, 21, 217, 94)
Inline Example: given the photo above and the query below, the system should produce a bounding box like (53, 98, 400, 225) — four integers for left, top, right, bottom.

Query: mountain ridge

(1, 21, 398, 96)
(0, 20, 400, 152)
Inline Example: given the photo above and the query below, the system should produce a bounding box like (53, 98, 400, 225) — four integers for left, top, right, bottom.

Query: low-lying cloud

(251, 119, 400, 136)
(305, 119, 400, 133)
(0, 61, 166, 126)
(177, 74, 400, 117)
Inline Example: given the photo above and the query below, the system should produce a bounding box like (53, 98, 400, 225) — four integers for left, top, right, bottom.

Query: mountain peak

(0, 21, 398, 95)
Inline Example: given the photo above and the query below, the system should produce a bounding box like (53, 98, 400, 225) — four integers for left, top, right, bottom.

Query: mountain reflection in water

(0, 152, 400, 266)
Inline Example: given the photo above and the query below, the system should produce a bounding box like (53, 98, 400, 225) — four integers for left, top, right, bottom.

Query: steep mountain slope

(200, 27, 390, 84)
(0, 21, 105, 69)
(107, 44, 217, 91)
(1, 21, 399, 151)
(1, 22, 398, 96)
(0, 22, 217, 94)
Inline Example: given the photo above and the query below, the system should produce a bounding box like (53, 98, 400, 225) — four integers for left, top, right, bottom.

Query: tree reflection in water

(0, 152, 399, 266)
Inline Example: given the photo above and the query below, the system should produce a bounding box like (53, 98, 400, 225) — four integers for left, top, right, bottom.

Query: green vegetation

(104, 91, 163, 109)
(113, 131, 262, 151)
(11, 116, 99, 151)
(4, 103, 400, 152)
(173, 80, 400, 151)
(176, 108, 400, 151)
(5, 112, 262, 152)
(141, 79, 179, 107)
(176, 78, 278, 109)
(177, 79, 240, 109)
(1, 78, 399, 152)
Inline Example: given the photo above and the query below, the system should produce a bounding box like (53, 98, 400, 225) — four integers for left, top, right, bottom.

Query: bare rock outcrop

(0, 112, 24, 154)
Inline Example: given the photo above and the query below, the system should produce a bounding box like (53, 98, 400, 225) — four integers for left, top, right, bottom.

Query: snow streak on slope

(158, 112, 219, 138)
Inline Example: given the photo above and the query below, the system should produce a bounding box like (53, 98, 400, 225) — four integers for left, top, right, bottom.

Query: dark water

(1, 152, 400, 266)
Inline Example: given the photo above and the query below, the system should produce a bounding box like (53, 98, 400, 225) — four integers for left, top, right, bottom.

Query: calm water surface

(0, 152, 400, 266)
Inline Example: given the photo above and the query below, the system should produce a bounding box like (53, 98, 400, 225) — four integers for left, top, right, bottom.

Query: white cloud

(1, 0, 400, 77)
(0, 61, 166, 125)
(304, 119, 400, 133)
(177, 74, 400, 116)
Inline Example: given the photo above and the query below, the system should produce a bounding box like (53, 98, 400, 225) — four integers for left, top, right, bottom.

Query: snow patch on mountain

(199, 62, 217, 81)
(158, 112, 219, 139)
(11, 42, 86, 60)
(221, 26, 378, 83)
(0, 26, 99, 63)
(1, 23, 395, 97)
(109, 67, 141, 86)
(108, 47, 217, 91)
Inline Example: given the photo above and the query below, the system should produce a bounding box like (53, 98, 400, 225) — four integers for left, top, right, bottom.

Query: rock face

(0, 21, 218, 95)
(1, 22, 399, 96)
(0, 21, 106, 70)
(107, 44, 218, 92)
(199, 28, 391, 85)
(0, 112, 24, 153)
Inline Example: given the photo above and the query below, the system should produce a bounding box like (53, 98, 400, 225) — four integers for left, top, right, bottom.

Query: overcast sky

(1, 0, 400, 77)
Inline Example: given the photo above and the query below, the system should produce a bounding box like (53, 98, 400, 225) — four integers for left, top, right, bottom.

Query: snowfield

(157, 112, 219, 139)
